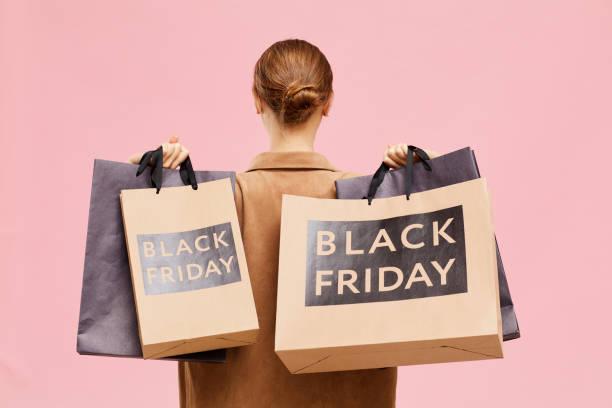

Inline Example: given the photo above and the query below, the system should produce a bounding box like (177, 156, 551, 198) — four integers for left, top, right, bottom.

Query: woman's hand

(383, 144, 439, 169)
(128, 135, 190, 169)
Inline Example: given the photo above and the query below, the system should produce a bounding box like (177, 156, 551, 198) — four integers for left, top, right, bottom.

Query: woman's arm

(383, 144, 439, 169)
(128, 135, 190, 169)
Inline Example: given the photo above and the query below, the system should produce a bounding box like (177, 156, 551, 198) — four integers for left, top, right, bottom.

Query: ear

(252, 89, 262, 114)
(322, 91, 334, 116)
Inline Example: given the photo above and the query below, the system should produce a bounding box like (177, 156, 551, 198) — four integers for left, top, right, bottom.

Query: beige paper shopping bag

(120, 178, 258, 359)
(275, 178, 502, 374)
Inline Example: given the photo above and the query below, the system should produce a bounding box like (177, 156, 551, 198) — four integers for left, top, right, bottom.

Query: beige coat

(178, 151, 397, 407)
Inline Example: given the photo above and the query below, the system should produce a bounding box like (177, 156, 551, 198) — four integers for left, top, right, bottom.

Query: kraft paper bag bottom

(277, 334, 502, 374)
(142, 328, 258, 360)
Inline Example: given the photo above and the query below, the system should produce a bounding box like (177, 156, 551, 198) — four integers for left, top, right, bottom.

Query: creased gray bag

(77, 157, 233, 361)
(335, 146, 520, 341)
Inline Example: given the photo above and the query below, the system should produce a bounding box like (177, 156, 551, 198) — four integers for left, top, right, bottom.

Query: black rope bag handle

(364, 145, 432, 205)
(136, 145, 198, 194)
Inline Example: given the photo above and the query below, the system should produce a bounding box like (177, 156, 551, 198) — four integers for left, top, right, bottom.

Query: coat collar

(246, 150, 338, 172)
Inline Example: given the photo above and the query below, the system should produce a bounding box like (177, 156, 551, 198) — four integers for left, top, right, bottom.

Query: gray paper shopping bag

(77, 154, 233, 362)
(335, 146, 519, 341)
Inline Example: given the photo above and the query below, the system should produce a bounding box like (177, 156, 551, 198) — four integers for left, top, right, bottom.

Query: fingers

(383, 155, 402, 169)
(383, 146, 403, 169)
(164, 143, 182, 168)
(128, 152, 143, 164)
(383, 144, 407, 169)
(389, 144, 408, 166)
(163, 136, 180, 165)
(171, 149, 189, 169)
(129, 137, 189, 168)
(162, 139, 189, 169)
(398, 144, 408, 158)
(161, 142, 173, 161)
(383, 144, 439, 169)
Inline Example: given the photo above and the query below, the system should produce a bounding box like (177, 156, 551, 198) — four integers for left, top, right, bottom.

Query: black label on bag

(305, 206, 467, 306)
(137, 223, 241, 295)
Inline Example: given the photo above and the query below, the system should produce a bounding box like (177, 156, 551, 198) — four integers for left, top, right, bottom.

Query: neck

(269, 135, 315, 152)
(265, 109, 322, 152)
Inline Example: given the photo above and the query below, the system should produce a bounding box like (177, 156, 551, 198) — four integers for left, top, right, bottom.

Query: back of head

(253, 39, 333, 127)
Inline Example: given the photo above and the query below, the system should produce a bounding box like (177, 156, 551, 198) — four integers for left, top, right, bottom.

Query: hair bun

(281, 83, 320, 124)
(285, 84, 315, 99)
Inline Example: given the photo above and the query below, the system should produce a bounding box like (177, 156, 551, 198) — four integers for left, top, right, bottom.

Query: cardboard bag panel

(120, 178, 259, 359)
(276, 178, 502, 374)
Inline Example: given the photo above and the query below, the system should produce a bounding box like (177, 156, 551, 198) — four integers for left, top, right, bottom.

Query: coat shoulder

(334, 170, 363, 180)
(235, 169, 363, 187)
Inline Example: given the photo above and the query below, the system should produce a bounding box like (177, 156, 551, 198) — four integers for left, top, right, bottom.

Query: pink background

(2, 0, 611, 406)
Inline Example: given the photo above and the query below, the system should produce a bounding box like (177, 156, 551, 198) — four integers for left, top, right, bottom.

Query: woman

(130, 39, 415, 408)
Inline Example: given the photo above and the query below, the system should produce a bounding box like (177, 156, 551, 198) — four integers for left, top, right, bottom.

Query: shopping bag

(76, 151, 230, 362)
(120, 149, 258, 359)
(276, 169, 502, 373)
(335, 146, 520, 341)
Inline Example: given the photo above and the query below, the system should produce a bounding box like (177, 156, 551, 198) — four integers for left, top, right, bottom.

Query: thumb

(169, 135, 179, 144)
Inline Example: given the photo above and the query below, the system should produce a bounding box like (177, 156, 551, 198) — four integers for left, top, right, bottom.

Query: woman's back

(179, 150, 397, 407)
